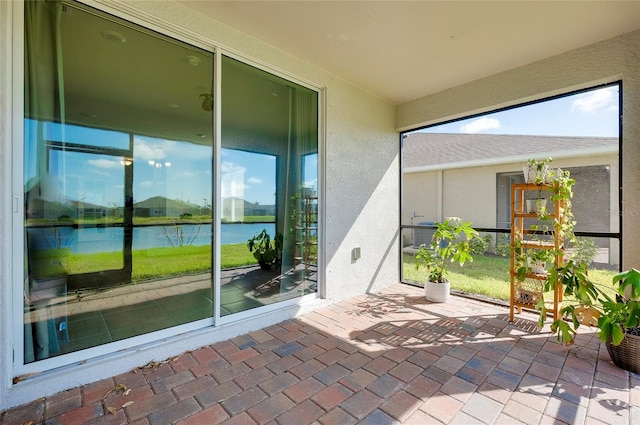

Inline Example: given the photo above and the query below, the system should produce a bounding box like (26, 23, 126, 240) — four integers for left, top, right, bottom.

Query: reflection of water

(27, 223, 275, 254)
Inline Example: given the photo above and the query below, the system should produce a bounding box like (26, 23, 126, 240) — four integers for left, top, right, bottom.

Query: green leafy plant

(247, 229, 283, 269)
(571, 237, 598, 266)
(539, 263, 640, 347)
(494, 233, 511, 257)
(470, 234, 492, 256)
(414, 217, 479, 283)
(525, 157, 552, 184)
(528, 248, 554, 273)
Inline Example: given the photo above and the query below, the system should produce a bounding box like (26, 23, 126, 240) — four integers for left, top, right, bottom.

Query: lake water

(27, 223, 275, 253)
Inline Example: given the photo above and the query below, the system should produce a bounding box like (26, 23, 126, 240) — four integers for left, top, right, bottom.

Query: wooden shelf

(293, 194, 318, 271)
(510, 183, 565, 323)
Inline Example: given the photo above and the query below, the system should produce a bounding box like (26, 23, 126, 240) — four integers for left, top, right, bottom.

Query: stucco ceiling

(179, 0, 640, 104)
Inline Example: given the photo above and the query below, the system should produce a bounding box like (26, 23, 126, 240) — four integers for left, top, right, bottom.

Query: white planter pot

(525, 198, 547, 214)
(523, 166, 537, 184)
(523, 164, 549, 184)
(425, 279, 450, 303)
(527, 257, 548, 275)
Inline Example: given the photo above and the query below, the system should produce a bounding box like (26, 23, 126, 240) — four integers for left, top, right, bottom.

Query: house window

(21, 1, 318, 367)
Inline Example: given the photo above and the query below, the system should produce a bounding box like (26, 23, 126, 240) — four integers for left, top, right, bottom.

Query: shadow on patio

(2, 284, 637, 424)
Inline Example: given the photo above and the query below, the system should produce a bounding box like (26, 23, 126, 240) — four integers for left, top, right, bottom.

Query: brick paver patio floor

(2, 283, 638, 424)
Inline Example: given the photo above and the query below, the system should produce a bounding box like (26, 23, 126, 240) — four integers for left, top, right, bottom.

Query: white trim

(403, 145, 618, 174)
(9, 0, 25, 381)
(317, 87, 327, 299)
(1, 0, 18, 405)
(213, 48, 222, 326)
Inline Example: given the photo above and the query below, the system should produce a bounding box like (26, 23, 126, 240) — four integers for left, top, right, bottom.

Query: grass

(403, 252, 617, 302)
(46, 244, 256, 282)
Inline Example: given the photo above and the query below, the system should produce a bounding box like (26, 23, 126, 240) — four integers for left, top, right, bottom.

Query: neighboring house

(133, 196, 201, 218)
(402, 133, 618, 229)
(1, 0, 638, 412)
(402, 133, 619, 264)
(25, 199, 75, 221)
(244, 201, 276, 217)
(68, 200, 107, 220)
(221, 197, 276, 221)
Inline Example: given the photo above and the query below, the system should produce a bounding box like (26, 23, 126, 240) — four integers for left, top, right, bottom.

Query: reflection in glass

(220, 56, 319, 315)
(23, 1, 213, 362)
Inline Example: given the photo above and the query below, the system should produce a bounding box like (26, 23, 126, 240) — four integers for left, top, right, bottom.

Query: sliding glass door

(219, 56, 319, 316)
(23, 0, 214, 362)
(21, 0, 319, 367)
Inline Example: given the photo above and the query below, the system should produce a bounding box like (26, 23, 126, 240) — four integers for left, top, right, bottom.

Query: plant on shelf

(527, 248, 555, 275)
(524, 157, 553, 184)
(513, 228, 554, 282)
(247, 229, 283, 270)
(415, 217, 479, 302)
(538, 263, 640, 373)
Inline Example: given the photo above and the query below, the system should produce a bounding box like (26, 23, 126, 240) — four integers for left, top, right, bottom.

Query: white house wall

(397, 29, 639, 269)
(0, 0, 398, 410)
(403, 172, 438, 225)
(404, 155, 618, 230)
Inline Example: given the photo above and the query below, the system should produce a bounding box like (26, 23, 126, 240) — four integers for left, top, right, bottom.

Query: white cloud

(221, 161, 246, 174)
(572, 87, 616, 113)
(247, 177, 262, 184)
(133, 137, 211, 163)
(134, 139, 169, 161)
(87, 158, 121, 169)
(460, 117, 501, 133)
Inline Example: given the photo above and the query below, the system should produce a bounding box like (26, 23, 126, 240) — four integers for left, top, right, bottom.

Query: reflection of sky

(133, 136, 212, 206)
(222, 149, 275, 205)
(26, 121, 318, 208)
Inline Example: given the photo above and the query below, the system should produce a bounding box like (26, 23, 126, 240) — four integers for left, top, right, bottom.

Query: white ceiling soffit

(178, 1, 640, 104)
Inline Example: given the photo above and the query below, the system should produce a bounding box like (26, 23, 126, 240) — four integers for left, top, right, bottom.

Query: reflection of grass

(243, 216, 275, 223)
(59, 244, 255, 281)
(403, 253, 617, 302)
(133, 216, 212, 225)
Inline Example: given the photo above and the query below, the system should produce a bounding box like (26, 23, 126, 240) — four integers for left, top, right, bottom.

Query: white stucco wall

(397, 29, 640, 269)
(0, 0, 398, 410)
(403, 172, 439, 225)
(404, 155, 619, 230)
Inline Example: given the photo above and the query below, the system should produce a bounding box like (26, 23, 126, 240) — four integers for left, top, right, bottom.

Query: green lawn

(403, 252, 617, 302)
(59, 244, 256, 282)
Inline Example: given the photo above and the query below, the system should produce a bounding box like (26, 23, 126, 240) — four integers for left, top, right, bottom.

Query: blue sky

(418, 85, 619, 137)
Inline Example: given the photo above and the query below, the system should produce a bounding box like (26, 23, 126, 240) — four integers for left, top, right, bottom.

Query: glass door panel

(23, 0, 214, 363)
(220, 56, 319, 316)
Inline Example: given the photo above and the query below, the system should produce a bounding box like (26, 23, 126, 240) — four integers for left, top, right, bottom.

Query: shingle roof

(402, 133, 617, 170)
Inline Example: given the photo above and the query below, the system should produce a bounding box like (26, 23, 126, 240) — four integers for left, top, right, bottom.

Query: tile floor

(3, 283, 638, 425)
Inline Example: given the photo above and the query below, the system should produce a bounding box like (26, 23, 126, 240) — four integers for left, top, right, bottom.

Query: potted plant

(523, 157, 552, 184)
(247, 229, 283, 270)
(539, 263, 640, 373)
(527, 248, 554, 275)
(414, 217, 479, 302)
